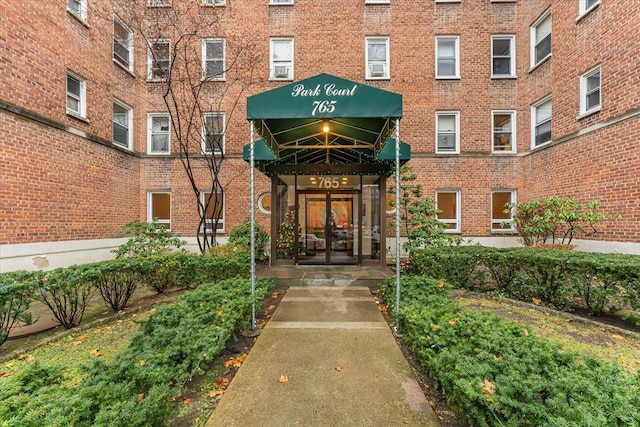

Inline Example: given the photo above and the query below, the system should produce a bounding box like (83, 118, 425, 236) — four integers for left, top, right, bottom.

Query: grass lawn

(458, 294, 640, 371)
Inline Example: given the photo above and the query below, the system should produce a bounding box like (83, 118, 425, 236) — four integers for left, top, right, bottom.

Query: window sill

(268, 2, 293, 5)
(67, 111, 90, 123)
(113, 60, 136, 78)
(435, 76, 461, 80)
(113, 141, 132, 151)
(491, 150, 516, 155)
(269, 77, 293, 82)
(365, 0, 390, 3)
(147, 78, 168, 83)
(202, 77, 226, 83)
(365, 76, 390, 81)
(528, 54, 552, 73)
(490, 75, 517, 80)
(67, 10, 90, 28)
(444, 230, 462, 234)
(148, 151, 172, 156)
(531, 140, 551, 150)
(435, 151, 460, 155)
(576, 107, 601, 120)
(576, 3, 600, 23)
(491, 229, 516, 234)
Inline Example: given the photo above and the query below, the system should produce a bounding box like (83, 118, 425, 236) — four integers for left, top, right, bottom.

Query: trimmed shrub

(86, 259, 145, 312)
(382, 275, 640, 427)
(0, 271, 38, 346)
(35, 267, 95, 329)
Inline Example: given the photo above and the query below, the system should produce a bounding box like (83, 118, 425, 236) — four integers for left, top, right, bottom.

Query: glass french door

(296, 191, 360, 265)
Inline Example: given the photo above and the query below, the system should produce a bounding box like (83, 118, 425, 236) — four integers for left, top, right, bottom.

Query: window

(436, 191, 460, 232)
(202, 39, 225, 81)
(148, 39, 170, 81)
(531, 96, 552, 147)
(491, 35, 515, 77)
(148, 114, 170, 154)
(270, 38, 293, 80)
(202, 113, 225, 154)
(530, 10, 551, 67)
(114, 17, 133, 72)
(200, 191, 225, 233)
(579, 0, 600, 16)
(67, 0, 87, 21)
(148, 0, 171, 6)
(148, 192, 171, 229)
(203, 0, 226, 5)
(113, 100, 132, 149)
(491, 191, 515, 231)
(66, 73, 86, 118)
(580, 66, 601, 116)
(365, 37, 390, 80)
(436, 111, 459, 154)
(436, 36, 460, 79)
(258, 192, 272, 215)
(492, 111, 515, 152)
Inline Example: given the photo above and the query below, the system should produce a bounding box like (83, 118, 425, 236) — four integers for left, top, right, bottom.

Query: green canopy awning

(245, 73, 409, 176)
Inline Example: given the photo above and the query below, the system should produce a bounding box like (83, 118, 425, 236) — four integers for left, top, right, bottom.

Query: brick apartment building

(1, 0, 639, 271)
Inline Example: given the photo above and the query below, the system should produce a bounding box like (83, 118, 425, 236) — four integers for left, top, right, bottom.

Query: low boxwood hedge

(382, 275, 640, 426)
(0, 276, 276, 426)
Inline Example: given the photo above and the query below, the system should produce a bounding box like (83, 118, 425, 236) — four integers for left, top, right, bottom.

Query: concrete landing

(205, 287, 440, 427)
(260, 264, 393, 287)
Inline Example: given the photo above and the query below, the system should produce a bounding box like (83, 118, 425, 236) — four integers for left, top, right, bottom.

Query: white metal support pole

(249, 121, 256, 331)
(394, 119, 401, 323)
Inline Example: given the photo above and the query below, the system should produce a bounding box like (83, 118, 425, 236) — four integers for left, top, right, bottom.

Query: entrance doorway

(297, 192, 360, 265)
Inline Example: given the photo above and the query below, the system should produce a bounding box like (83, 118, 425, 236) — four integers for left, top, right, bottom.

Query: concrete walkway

(206, 286, 440, 427)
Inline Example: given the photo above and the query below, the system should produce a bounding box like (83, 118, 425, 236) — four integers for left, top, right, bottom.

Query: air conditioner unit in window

(274, 66, 290, 78)
(369, 63, 385, 76)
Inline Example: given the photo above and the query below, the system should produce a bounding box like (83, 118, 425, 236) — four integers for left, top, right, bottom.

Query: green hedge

(0, 276, 276, 426)
(381, 275, 640, 426)
(0, 250, 254, 346)
(408, 246, 640, 315)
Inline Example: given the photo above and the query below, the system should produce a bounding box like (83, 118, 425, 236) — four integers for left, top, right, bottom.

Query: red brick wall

(1, 0, 638, 248)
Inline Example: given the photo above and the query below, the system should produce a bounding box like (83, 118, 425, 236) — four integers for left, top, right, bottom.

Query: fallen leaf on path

(378, 304, 388, 312)
(90, 349, 104, 357)
(532, 298, 542, 305)
(217, 377, 229, 388)
(94, 328, 102, 333)
(183, 398, 192, 406)
(278, 375, 289, 383)
(71, 341, 83, 346)
(18, 354, 35, 362)
(335, 365, 342, 372)
(5, 361, 15, 369)
(611, 334, 624, 340)
(268, 305, 276, 311)
(78, 334, 89, 341)
(0, 372, 10, 378)
(224, 354, 247, 368)
(271, 292, 279, 298)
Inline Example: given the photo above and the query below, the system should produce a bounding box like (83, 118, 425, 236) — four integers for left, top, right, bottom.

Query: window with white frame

(66, 73, 86, 118)
(270, 38, 293, 80)
(580, 66, 601, 116)
(202, 113, 225, 154)
(148, 114, 170, 154)
(365, 36, 390, 79)
(436, 36, 460, 79)
(148, 192, 171, 229)
(579, 0, 600, 16)
(436, 190, 460, 232)
(202, 39, 225, 81)
(148, 39, 170, 81)
(492, 111, 515, 152)
(491, 35, 515, 77)
(113, 100, 132, 149)
(113, 17, 133, 72)
(530, 10, 551, 68)
(200, 191, 225, 233)
(436, 111, 459, 153)
(67, 0, 87, 21)
(491, 190, 515, 231)
(531, 96, 552, 147)
(203, 0, 226, 5)
(147, 0, 171, 6)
